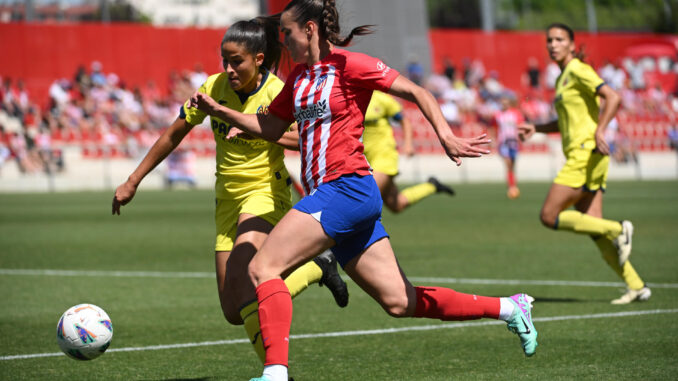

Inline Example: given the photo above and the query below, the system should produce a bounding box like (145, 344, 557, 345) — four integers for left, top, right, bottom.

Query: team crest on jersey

(315, 74, 329, 92)
(257, 105, 269, 115)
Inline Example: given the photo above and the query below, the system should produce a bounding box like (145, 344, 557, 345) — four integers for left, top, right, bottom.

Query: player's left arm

(387, 74, 490, 166)
(594, 84, 621, 156)
(275, 123, 300, 151)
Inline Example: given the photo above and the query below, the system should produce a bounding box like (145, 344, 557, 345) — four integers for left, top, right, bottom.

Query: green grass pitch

(1, 180, 677, 380)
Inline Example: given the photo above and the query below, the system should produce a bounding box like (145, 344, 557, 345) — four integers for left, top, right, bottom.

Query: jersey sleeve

(268, 66, 301, 123)
(345, 52, 400, 92)
(182, 82, 208, 126)
(573, 61, 605, 94)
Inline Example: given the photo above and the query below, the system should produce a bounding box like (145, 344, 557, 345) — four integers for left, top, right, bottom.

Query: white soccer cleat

(611, 286, 652, 305)
(614, 220, 634, 266)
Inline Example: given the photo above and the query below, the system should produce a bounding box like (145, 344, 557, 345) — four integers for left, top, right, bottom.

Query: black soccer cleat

(313, 251, 349, 308)
(428, 177, 455, 196)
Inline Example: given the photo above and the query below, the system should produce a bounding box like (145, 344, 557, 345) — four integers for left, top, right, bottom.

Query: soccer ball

(56, 303, 113, 360)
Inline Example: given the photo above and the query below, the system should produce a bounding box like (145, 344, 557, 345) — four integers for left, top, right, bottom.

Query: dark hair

(283, 0, 373, 47)
(546, 22, 586, 62)
(547, 22, 574, 41)
(222, 16, 283, 73)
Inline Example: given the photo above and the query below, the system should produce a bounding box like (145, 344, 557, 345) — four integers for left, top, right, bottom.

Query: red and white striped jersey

(494, 108, 524, 144)
(269, 48, 399, 194)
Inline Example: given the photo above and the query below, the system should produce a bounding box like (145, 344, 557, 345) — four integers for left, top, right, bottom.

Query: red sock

(507, 170, 516, 187)
(414, 286, 500, 320)
(256, 278, 292, 366)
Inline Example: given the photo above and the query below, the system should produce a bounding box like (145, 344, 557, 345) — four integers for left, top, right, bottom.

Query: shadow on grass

(146, 378, 213, 381)
(533, 296, 609, 303)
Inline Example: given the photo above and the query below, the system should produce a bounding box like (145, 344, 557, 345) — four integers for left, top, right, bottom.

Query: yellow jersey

(363, 90, 402, 150)
(554, 58, 605, 155)
(182, 70, 290, 200)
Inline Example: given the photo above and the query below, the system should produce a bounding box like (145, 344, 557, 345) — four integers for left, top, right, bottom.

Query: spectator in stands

(90, 61, 106, 87)
(0, 126, 11, 175)
(74, 64, 91, 90)
(190, 63, 208, 90)
(165, 146, 196, 188)
(626, 58, 646, 90)
(544, 61, 560, 89)
(443, 57, 456, 82)
(669, 124, 678, 151)
(523, 57, 541, 90)
(406, 56, 424, 85)
(424, 69, 451, 99)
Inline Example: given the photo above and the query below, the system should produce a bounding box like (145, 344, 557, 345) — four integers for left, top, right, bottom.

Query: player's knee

(380, 295, 410, 318)
(539, 210, 557, 228)
(222, 308, 243, 325)
(218, 296, 243, 325)
(384, 201, 403, 214)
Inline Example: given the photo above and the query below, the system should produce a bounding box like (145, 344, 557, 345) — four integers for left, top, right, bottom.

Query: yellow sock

(401, 182, 436, 205)
(557, 210, 623, 241)
(239, 300, 265, 363)
(283, 260, 322, 299)
(593, 236, 645, 290)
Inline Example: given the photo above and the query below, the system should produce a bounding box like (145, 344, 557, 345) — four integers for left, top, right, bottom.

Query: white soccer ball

(56, 303, 113, 360)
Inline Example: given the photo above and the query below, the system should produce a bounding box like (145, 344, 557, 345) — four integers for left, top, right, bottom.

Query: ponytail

(221, 16, 283, 73)
(285, 0, 374, 47)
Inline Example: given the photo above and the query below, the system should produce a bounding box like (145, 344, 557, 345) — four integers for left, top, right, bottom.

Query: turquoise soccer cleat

(506, 293, 538, 357)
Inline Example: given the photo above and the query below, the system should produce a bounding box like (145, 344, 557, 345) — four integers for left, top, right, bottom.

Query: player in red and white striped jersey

(189, 1, 538, 379)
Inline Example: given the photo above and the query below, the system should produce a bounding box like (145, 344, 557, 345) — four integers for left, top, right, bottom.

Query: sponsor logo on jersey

(257, 105, 269, 115)
(377, 61, 391, 77)
(294, 99, 328, 122)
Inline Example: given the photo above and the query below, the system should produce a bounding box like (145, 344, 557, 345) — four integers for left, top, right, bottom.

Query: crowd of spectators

(0, 61, 212, 177)
(415, 54, 678, 161)
(1, 53, 677, 178)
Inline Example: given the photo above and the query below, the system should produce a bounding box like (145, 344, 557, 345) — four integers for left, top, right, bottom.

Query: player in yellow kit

(111, 17, 348, 363)
(519, 23, 650, 304)
(363, 90, 454, 213)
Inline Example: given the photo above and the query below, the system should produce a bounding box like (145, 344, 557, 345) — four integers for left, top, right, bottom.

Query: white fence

(2, 144, 677, 193)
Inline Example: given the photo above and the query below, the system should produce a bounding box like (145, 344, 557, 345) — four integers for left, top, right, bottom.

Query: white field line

(1, 268, 678, 289)
(2, 308, 677, 361)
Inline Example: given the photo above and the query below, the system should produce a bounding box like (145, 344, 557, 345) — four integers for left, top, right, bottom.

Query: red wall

(429, 29, 677, 91)
(1, 23, 225, 107)
(2, 22, 676, 109)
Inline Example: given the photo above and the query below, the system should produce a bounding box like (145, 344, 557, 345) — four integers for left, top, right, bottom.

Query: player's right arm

(190, 92, 290, 143)
(518, 119, 559, 141)
(112, 117, 194, 215)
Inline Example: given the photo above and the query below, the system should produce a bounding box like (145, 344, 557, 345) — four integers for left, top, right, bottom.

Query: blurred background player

(164, 146, 197, 189)
(363, 90, 454, 213)
(111, 17, 348, 364)
(519, 23, 651, 304)
(491, 92, 524, 199)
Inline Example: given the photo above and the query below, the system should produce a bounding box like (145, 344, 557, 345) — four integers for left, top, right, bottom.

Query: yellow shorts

(363, 139, 399, 176)
(554, 147, 609, 191)
(214, 189, 292, 252)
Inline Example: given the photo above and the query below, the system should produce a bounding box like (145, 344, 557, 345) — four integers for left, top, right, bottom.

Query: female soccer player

(518, 23, 651, 304)
(189, 2, 538, 380)
(493, 93, 524, 199)
(364, 90, 455, 213)
(111, 17, 348, 364)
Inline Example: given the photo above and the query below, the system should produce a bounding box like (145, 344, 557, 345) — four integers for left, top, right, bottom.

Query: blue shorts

(293, 174, 389, 267)
(499, 139, 518, 161)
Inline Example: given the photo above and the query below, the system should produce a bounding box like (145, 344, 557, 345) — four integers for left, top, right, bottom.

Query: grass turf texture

(0, 180, 676, 380)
